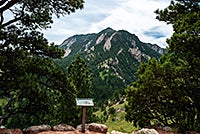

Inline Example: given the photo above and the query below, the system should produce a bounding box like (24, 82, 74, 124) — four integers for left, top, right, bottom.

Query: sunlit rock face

(59, 27, 166, 85)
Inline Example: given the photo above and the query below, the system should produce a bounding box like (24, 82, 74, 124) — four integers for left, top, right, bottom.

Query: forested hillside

(55, 28, 166, 102)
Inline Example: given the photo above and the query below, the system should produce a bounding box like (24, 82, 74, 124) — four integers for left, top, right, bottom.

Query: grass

(95, 101, 138, 133)
(105, 112, 136, 133)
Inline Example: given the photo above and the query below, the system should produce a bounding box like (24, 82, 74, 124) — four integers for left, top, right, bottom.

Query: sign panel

(76, 98, 94, 106)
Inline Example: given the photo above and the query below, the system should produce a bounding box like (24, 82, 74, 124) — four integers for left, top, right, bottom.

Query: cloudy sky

(43, 0, 173, 48)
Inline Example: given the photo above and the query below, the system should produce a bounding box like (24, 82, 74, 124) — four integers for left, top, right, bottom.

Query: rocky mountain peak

(60, 28, 166, 58)
(58, 27, 166, 85)
(56, 28, 166, 101)
(101, 27, 115, 33)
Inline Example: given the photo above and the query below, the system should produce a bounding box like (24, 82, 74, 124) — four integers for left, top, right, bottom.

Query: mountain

(56, 27, 166, 101)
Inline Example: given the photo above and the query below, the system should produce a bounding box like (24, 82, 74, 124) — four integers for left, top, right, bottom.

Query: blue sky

(43, 0, 173, 48)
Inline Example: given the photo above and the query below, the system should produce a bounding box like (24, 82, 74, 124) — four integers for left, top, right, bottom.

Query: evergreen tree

(155, 0, 200, 58)
(0, 0, 84, 128)
(126, 0, 200, 132)
(67, 56, 93, 98)
(67, 56, 98, 125)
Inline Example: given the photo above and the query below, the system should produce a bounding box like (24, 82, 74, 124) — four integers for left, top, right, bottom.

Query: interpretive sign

(76, 98, 94, 133)
(76, 98, 94, 107)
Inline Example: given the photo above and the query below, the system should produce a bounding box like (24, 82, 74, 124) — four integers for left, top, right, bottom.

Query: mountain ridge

(60, 27, 165, 58)
(56, 27, 166, 101)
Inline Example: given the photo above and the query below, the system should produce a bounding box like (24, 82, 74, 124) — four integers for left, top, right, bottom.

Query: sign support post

(82, 106, 86, 133)
(76, 98, 94, 133)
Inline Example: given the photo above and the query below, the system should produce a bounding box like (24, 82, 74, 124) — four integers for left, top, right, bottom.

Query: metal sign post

(76, 98, 94, 133)
(82, 106, 86, 132)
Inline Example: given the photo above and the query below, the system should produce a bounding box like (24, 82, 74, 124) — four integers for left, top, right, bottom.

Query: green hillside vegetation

(55, 28, 166, 106)
(95, 99, 137, 133)
(105, 103, 137, 133)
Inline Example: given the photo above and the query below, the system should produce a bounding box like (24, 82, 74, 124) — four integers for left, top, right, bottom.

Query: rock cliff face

(59, 27, 166, 84)
(60, 28, 165, 59)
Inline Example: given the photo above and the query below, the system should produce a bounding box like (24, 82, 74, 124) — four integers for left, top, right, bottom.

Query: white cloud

(43, 0, 173, 48)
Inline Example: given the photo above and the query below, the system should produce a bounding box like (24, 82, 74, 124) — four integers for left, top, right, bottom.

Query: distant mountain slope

(56, 27, 166, 101)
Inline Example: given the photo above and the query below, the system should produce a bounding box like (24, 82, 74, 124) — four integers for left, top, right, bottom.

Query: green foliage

(126, 54, 200, 131)
(127, 0, 200, 132)
(96, 101, 137, 133)
(67, 56, 93, 98)
(67, 56, 99, 125)
(108, 107, 116, 115)
(127, 55, 191, 126)
(0, 0, 84, 129)
(0, 55, 77, 128)
(155, 0, 200, 58)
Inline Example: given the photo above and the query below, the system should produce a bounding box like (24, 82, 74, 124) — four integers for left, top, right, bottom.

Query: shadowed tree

(0, 0, 84, 128)
(67, 56, 93, 98)
(66, 56, 98, 125)
(126, 0, 200, 132)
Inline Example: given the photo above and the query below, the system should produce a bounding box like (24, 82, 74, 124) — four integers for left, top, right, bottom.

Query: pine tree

(126, 0, 200, 132)
(0, 0, 84, 128)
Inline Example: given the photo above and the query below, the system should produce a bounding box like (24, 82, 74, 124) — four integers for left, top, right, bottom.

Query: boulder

(0, 128, 23, 134)
(163, 126, 172, 132)
(76, 124, 89, 131)
(110, 130, 128, 134)
(88, 123, 108, 133)
(53, 124, 75, 131)
(132, 131, 139, 134)
(0, 126, 5, 128)
(24, 125, 51, 134)
(138, 128, 159, 134)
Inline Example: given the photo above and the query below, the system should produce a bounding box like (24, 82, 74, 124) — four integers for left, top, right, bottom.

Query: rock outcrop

(76, 124, 89, 131)
(0, 128, 23, 134)
(137, 128, 159, 134)
(53, 124, 75, 131)
(0, 124, 179, 134)
(88, 123, 108, 133)
(109, 130, 128, 134)
(24, 125, 51, 134)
